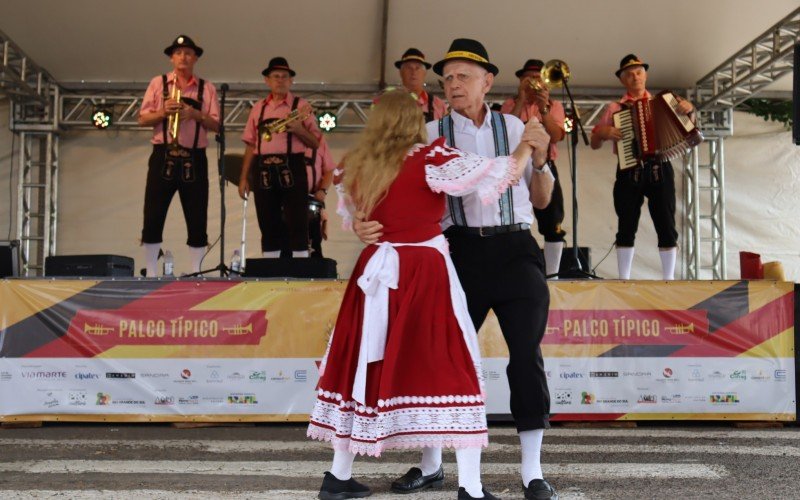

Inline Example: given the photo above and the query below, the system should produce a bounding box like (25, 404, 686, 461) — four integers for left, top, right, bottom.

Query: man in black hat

(138, 34, 220, 277)
(238, 57, 322, 259)
(502, 58, 568, 278)
(356, 38, 558, 500)
(395, 48, 447, 122)
(591, 54, 694, 280)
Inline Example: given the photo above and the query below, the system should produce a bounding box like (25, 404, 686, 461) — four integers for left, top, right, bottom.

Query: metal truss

(16, 131, 59, 276)
(682, 138, 726, 280)
(695, 6, 799, 112)
(0, 29, 59, 105)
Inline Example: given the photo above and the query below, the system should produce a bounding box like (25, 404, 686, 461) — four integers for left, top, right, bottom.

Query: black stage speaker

(0, 241, 20, 278)
(793, 43, 799, 145)
(558, 246, 591, 274)
(244, 257, 338, 279)
(45, 254, 135, 277)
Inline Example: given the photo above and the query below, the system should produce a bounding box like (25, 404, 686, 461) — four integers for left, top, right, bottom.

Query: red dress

(307, 137, 517, 456)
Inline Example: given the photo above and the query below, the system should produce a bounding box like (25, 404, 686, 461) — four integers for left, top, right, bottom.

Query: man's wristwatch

(317, 188, 328, 195)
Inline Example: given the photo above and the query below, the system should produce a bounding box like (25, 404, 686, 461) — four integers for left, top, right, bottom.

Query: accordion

(612, 91, 703, 169)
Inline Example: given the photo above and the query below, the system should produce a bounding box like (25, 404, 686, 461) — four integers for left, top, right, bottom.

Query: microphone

(221, 83, 229, 92)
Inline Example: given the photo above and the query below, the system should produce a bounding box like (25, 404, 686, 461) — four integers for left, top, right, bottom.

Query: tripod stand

(184, 83, 234, 278)
(554, 79, 600, 279)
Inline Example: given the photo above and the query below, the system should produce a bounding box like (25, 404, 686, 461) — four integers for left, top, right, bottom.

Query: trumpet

(260, 107, 312, 142)
(167, 76, 181, 149)
(529, 59, 570, 92)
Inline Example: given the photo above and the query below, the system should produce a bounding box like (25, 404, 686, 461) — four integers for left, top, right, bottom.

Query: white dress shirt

(426, 104, 552, 230)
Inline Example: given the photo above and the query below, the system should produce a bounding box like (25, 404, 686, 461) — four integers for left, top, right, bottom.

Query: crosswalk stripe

(0, 438, 795, 457)
(0, 460, 727, 479)
(0, 490, 590, 500)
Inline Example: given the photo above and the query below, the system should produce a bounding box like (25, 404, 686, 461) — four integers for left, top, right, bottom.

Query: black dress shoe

(457, 487, 501, 499)
(390, 466, 445, 493)
(524, 478, 558, 500)
(318, 471, 372, 500)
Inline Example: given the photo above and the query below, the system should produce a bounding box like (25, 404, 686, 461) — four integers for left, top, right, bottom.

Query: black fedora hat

(432, 38, 499, 76)
(514, 59, 545, 78)
(164, 34, 203, 57)
(262, 57, 296, 77)
(394, 48, 432, 69)
(615, 54, 649, 77)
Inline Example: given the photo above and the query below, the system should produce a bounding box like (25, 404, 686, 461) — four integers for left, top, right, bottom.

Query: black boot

(318, 471, 372, 500)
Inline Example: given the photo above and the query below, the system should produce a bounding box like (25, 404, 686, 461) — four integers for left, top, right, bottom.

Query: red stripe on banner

(544, 310, 709, 345)
(114, 281, 239, 311)
(669, 292, 793, 357)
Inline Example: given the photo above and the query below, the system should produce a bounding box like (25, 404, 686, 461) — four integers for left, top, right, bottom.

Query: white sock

(544, 241, 564, 277)
(659, 247, 677, 280)
(420, 447, 442, 476)
(520, 429, 544, 486)
(330, 448, 356, 481)
(455, 447, 483, 498)
(262, 250, 280, 258)
(188, 246, 206, 274)
(143, 243, 160, 278)
(292, 250, 310, 258)
(616, 246, 635, 279)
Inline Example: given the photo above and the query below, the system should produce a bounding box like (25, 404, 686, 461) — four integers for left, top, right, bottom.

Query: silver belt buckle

(478, 226, 487, 237)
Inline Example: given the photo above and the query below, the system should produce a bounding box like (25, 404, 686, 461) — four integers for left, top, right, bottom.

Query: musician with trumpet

(502, 59, 568, 278)
(138, 35, 220, 277)
(239, 57, 322, 258)
(590, 54, 695, 280)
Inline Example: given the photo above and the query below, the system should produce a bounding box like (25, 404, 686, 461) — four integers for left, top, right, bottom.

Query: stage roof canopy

(2, 0, 797, 92)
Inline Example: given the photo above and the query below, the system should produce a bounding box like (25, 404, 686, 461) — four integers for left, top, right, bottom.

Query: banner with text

(0, 279, 794, 421)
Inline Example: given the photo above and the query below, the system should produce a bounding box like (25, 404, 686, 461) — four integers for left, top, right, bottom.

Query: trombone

(529, 59, 570, 92)
(260, 107, 312, 142)
(167, 75, 181, 149)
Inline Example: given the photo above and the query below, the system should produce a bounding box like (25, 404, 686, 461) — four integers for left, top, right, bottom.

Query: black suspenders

(160, 74, 205, 150)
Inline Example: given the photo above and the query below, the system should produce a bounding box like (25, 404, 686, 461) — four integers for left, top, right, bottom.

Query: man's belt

(447, 223, 531, 237)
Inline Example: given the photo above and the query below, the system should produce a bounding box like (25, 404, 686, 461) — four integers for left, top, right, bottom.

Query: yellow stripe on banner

(0, 413, 310, 423)
(738, 327, 795, 358)
(549, 280, 742, 310)
(748, 280, 793, 313)
(0, 280, 97, 328)
(615, 412, 796, 421)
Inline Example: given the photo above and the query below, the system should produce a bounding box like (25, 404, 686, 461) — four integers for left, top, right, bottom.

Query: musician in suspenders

(355, 38, 558, 500)
(138, 35, 220, 277)
(501, 59, 568, 278)
(590, 54, 694, 280)
(395, 48, 448, 122)
(238, 57, 322, 258)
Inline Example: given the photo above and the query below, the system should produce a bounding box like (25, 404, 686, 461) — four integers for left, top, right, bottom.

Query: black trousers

(445, 228, 551, 431)
(141, 145, 208, 247)
(613, 161, 678, 248)
(251, 154, 309, 252)
(533, 161, 566, 243)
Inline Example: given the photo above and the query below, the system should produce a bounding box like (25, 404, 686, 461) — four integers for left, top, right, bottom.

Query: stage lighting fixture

(92, 107, 113, 129)
(564, 116, 574, 134)
(318, 111, 337, 132)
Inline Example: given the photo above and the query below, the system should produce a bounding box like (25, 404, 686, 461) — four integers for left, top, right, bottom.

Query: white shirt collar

(450, 104, 493, 132)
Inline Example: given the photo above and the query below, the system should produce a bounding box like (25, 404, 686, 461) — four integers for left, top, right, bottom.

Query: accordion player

(612, 90, 704, 169)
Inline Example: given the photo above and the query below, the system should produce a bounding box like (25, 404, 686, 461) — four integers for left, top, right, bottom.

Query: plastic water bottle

(163, 250, 174, 277)
(230, 249, 242, 275)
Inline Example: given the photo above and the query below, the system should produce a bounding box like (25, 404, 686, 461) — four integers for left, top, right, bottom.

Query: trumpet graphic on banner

(665, 323, 694, 335)
(223, 324, 253, 336)
(84, 323, 114, 336)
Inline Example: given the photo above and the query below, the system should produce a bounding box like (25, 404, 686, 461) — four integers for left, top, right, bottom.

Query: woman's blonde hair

(343, 89, 427, 216)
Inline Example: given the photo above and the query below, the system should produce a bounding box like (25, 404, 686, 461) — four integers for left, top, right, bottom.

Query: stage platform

(0, 278, 796, 423)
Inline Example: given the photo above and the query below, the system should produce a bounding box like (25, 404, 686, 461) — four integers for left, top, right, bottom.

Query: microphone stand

(555, 79, 600, 279)
(184, 83, 231, 278)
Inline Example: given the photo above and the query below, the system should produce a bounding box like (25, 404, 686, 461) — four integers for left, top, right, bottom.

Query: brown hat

(164, 34, 203, 57)
(615, 54, 649, 77)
